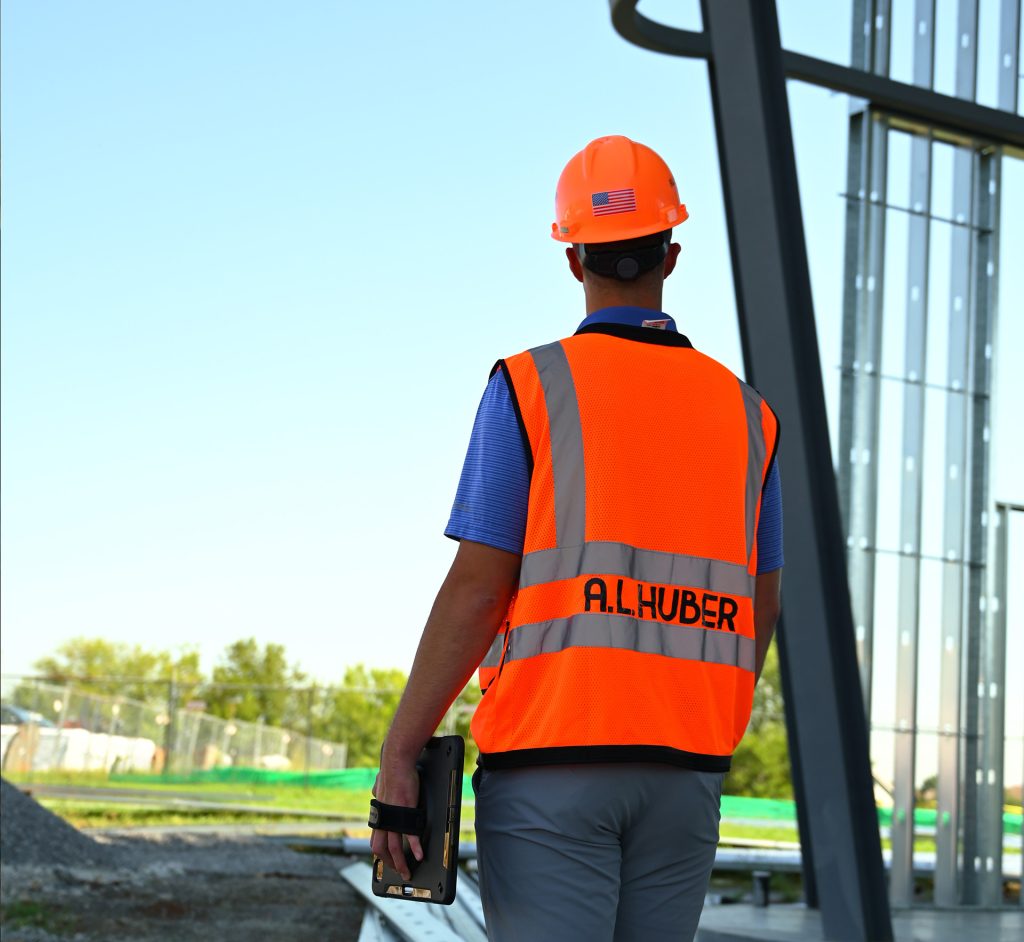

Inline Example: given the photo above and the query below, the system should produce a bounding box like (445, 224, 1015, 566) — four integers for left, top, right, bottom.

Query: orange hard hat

(551, 136, 688, 244)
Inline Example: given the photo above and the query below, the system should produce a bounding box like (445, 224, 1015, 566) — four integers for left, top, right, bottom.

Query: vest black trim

(477, 744, 731, 773)
(574, 322, 694, 348)
(491, 358, 534, 478)
(762, 401, 781, 499)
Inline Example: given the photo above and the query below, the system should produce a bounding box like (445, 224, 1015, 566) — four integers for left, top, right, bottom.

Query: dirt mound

(0, 777, 114, 868)
(1, 832, 365, 941)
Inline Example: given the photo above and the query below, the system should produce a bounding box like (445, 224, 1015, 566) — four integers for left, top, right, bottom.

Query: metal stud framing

(890, 3, 937, 907)
(985, 503, 1024, 909)
(962, 150, 1001, 905)
(977, 0, 1023, 911)
(608, 0, 1023, 923)
(999, 0, 1022, 115)
(977, 504, 1011, 906)
(698, 3, 893, 935)
(934, 0, 981, 905)
(840, 106, 889, 714)
(840, 0, 892, 716)
(891, 0, 943, 907)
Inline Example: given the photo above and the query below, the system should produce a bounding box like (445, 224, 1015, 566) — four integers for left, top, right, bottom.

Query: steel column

(997, 0, 1020, 882)
(934, 0, 980, 905)
(839, 107, 889, 714)
(963, 150, 1000, 904)
(852, 0, 892, 74)
(891, 0, 937, 907)
(839, 0, 880, 543)
(838, 110, 870, 530)
(608, 0, 1020, 920)
(933, 144, 971, 907)
(978, 503, 1014, 904)
(854, 112, 888, 714)
(840, 1, 891, 715)
(974, 0, 1019, 907)
(698, 1, 892, 938)
(998, 0, 1022, 112)
(890, 134, 932, 907)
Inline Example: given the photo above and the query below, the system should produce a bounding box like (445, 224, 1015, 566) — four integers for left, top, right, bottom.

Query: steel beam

(697, 1, 892, 938)
(608, 1, 1024, 150)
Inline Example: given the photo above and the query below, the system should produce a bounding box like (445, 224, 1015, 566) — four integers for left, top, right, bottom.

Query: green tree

(203, 638, 307, 728)
(725, 642, 793, 798)
(33, 637, 203, 703)
(318, 665, 407, 767)
(315, 668, 484, 770)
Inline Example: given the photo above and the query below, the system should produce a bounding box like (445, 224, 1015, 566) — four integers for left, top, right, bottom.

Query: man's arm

(370, 538, 520, 879)
(753, 569, 782, 682)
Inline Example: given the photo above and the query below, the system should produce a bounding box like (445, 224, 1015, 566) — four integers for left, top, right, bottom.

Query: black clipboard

(371, 735, 464, 905)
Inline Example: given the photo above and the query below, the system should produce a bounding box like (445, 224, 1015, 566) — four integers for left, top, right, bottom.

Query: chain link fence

(0, 676, 347, 776)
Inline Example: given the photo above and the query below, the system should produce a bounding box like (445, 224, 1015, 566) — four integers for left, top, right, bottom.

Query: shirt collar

(576, 306, 678, 333)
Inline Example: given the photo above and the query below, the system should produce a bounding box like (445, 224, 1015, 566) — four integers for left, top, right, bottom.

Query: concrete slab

(696, 903, 1023, 942)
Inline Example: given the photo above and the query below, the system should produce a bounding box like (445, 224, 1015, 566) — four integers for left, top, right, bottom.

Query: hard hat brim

(551, 203, 689, 243)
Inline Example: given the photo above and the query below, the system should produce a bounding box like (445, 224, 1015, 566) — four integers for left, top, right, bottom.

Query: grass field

(5, 770, 1019, 857)
(7, 770, 372, 828)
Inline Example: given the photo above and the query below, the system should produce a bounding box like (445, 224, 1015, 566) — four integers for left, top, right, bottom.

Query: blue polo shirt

(446, 307, 783, 573)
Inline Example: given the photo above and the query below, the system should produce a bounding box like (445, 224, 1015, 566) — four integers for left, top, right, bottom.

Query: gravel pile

(0, 777, 116, 868)
(1, 781, 367, 940)
(0, 831, 365, 942)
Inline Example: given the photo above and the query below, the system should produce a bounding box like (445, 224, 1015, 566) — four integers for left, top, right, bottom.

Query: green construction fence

(110, 767, 1022, 835)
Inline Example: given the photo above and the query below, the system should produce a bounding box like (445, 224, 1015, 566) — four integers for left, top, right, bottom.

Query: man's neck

(584, 290, 664, 315)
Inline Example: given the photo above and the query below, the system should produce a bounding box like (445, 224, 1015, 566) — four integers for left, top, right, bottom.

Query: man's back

(472, 322, 778, 772)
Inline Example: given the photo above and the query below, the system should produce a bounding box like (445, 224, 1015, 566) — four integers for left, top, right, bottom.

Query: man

(370, 135, 782, 941)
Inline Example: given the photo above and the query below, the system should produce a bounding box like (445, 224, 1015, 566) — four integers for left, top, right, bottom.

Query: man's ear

(663, 242, 682, 279)
(566, 246, 584, 283)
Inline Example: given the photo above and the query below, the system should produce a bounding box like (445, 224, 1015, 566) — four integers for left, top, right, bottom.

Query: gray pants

(474, 763, 722, 942)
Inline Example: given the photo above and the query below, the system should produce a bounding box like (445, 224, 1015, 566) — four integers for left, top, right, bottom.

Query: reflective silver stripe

(506, 613, 755, 673)
(519, 541, 754, 598)
(738, 381, 767, 560)
(480, 633, 505, 670)
(530, 342, 586, 548)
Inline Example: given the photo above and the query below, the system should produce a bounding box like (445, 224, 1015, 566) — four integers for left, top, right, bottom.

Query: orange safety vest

(471, 323, 779, 772)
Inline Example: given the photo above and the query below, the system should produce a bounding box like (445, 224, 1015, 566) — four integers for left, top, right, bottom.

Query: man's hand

(370, 754, 423, 881)
(368, 540, 521, 880)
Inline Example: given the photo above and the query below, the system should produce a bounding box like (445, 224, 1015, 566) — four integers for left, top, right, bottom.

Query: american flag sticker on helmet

(591, 188, 637, 216)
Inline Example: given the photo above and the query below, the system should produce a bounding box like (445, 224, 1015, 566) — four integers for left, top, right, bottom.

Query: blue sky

(2, 1, 1021, 782)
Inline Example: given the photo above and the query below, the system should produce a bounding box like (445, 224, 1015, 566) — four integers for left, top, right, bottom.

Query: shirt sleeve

(755, 459, 783, 573)
(444, 370, 530, 555)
